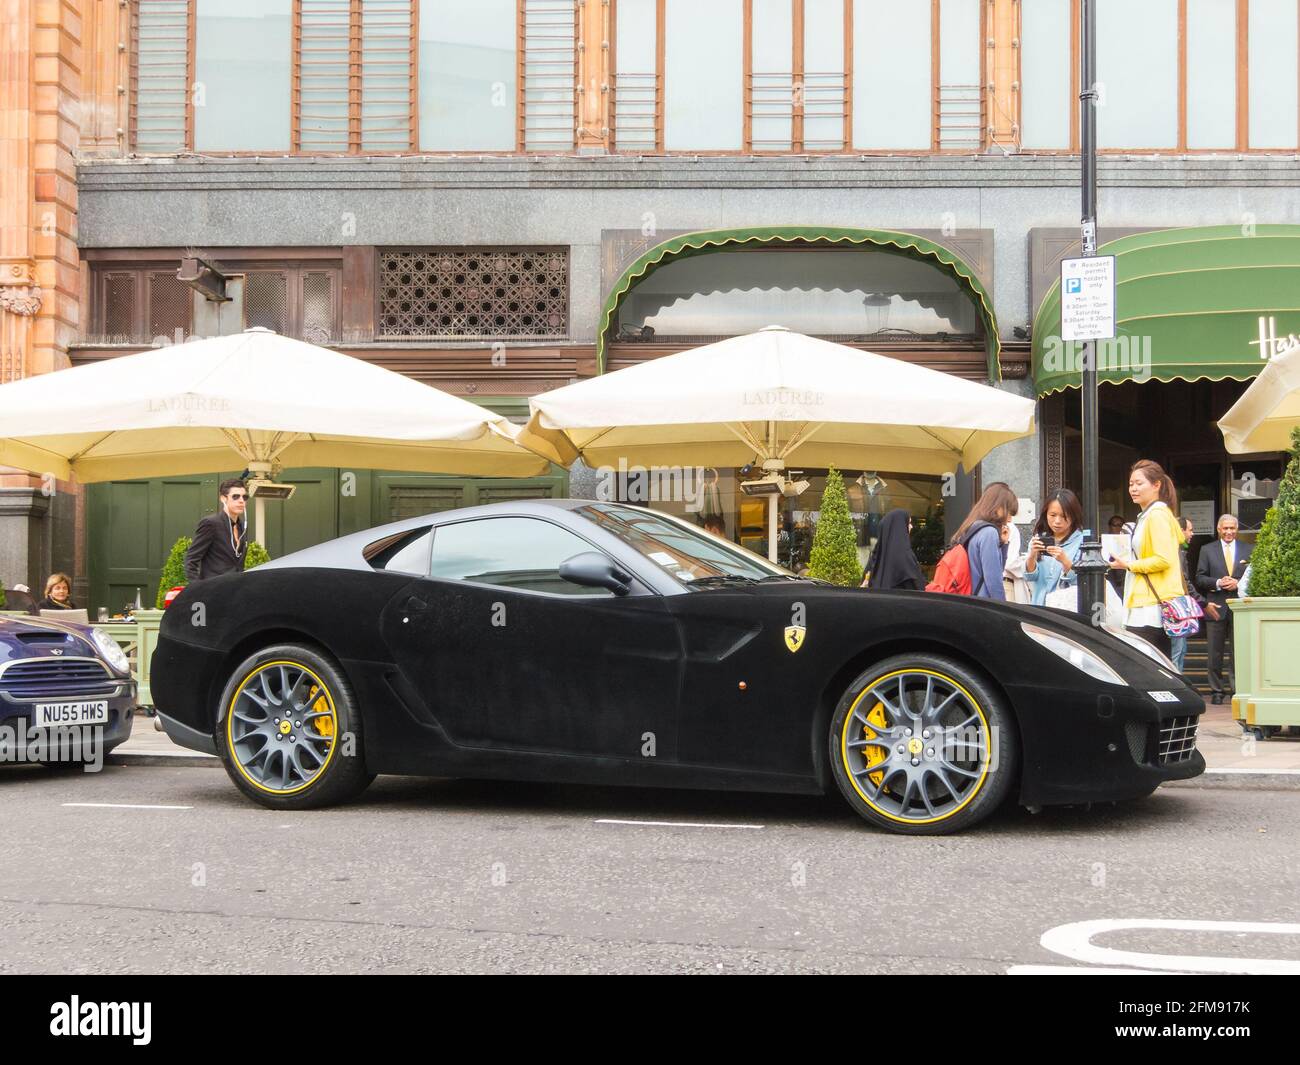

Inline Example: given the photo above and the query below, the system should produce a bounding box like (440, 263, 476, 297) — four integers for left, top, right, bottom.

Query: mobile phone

(1039, 534, 1056, 548)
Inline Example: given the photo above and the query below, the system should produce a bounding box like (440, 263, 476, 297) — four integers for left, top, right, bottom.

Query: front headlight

(1021, 622, 1128, 686)
(91, 627, 132, 675)
(1101, 623, 1180, 674)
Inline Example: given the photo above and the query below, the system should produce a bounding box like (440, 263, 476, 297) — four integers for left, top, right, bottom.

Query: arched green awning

(596, 225, 1001, 380)
(1032, 224, 1300, 396)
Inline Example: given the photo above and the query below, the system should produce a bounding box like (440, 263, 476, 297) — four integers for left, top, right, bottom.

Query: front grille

(1158, 716, 1198, 765)
(0, 658, 116, 699)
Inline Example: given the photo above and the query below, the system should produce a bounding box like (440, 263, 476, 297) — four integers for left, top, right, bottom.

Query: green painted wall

(86, 466, 567, 613)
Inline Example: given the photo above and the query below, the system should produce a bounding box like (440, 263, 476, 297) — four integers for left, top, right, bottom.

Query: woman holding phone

(1023, 489, 1085, 608)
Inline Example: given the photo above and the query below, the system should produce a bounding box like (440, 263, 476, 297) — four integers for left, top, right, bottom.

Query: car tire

(829, 653, 1019, 836)
(215, 643, 374, 810)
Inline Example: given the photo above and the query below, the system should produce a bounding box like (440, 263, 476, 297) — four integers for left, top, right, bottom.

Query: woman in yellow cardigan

(1108, 459, 1182, 657)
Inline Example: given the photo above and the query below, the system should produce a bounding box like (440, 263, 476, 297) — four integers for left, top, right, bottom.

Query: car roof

(259, 498, 600, 572)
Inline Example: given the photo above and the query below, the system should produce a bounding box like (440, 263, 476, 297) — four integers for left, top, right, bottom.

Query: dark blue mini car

(0, 614, 136, 767)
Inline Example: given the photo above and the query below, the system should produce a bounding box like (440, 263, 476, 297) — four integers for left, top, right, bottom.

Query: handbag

(1141, 572, 1203, 637)
(1044, 576, 1079, 612)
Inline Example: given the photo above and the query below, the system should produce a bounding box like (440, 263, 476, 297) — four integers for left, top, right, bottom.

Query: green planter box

(1228, 596, 1300, 732)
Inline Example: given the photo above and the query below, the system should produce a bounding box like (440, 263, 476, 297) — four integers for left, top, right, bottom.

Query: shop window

(194, 0, 292, 152)
(418, 0, 516, 150)
(377, 248, 568, 339)
(1019, 0, 1072, 150)
(1249, 0, 1300, 149)
(1097, 0, 1178, 149)
(520, 0, 578, 151)
(614, 247, 981, 342)
(850, 0, 929, 150)
(612, 0, 659, 151)
(361, 0, 418, 151)
(131, 0, 191, 153)
(296, 0, 417, 152)
(663, 0, 744, 150)
(90, 263, 339, 345)
(1187, 0, 1237, 150)
(801, 0, 848, 151)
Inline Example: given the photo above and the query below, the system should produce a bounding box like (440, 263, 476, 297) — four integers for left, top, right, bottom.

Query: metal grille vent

(148, 271, 191, 341)
(476, 485, 556, 505)
(1158, 717, 1198, 765)
(302, 271, 336, 343)
(388, 486, 467, 520)
(245, 272, 289, 334)
(378, 249, 568, 339)
(104, 273, 138, 340)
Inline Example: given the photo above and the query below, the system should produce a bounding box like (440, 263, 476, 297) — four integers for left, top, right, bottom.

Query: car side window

(427, 517, 613, 596)
(364, 527, 434, 575)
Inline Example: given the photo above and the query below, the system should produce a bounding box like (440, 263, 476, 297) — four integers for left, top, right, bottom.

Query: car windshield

(577, 503, 795, 587)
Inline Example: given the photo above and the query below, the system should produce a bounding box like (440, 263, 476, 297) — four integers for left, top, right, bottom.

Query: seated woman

(39, 572, 77, 611)
(861, 508, 925, 591)
(1023, 489, 1085, 608)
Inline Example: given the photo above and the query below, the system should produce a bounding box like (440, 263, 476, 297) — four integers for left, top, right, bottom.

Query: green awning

(596, 225, 1001, 380)
(1032, 224, 1300, 396)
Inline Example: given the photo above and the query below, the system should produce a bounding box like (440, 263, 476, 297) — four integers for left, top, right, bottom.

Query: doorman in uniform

(1194, 513, 1252, 705)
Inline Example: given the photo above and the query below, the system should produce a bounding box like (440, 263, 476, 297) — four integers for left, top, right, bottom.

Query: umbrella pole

(255, 495, 266, 548)
(768, 495, 779, 563)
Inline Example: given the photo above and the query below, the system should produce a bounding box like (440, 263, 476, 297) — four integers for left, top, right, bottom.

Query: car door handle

(400, 595, 428, 623)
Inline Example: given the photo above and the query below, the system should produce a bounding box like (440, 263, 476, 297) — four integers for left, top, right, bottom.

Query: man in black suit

(1194, 513, 1252, 704)
(184, 479, 250, 582)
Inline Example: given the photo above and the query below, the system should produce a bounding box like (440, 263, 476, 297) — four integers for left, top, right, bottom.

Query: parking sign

(1059, 255, 1116, 342)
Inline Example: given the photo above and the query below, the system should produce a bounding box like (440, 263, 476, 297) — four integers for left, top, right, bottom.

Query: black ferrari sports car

(150, 499, 1204, 834)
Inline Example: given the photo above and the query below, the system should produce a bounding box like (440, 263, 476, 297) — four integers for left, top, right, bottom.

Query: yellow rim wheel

(840, 668, 991, 825)
(226, 661, 339, 795)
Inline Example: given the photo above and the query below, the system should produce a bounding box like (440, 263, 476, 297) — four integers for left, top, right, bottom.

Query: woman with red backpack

(926, 482, 1020, 599)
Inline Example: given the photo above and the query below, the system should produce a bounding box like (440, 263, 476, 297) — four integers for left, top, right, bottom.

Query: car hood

(0, 614, 99, 665)
(721, 582, 1188, 690)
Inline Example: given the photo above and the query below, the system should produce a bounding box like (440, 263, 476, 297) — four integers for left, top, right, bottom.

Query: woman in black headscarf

(861, 508, 925, 591)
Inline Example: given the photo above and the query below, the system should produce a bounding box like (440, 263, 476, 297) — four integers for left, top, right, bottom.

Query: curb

(1163, 770, 1300, 791)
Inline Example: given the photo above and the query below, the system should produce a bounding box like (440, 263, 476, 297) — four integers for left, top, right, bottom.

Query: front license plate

(33, 700, 109, 729)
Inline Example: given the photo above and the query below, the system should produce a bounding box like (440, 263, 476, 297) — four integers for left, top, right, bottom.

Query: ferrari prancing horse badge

(783, 625, 806, 653)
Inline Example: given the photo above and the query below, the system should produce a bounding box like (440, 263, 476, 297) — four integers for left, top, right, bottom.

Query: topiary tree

(244, 541, 270, 570)
(1247, 425, 1300, 598)
(156, 535, 192, 607)
(808, 466, 864, 586)
(0, 585, 6, 609)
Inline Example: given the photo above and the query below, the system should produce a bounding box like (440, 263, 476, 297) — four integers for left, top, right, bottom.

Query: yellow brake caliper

(308, 685, 334, 742)
(862, 701, 890, 791)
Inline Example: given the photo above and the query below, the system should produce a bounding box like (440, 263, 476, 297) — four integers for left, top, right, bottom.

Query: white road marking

(62, 802, 193, 810)
(595, 818, 764, 830)
(1038, 918, 1300, 975)
(1204, 767, 1300, 776)
(1008, 965, 1182, 975)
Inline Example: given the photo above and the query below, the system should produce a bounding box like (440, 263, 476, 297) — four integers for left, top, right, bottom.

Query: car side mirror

(558, 551, 633, 596)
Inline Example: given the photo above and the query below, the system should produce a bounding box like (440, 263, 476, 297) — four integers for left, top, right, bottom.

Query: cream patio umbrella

(518, 326, 1035, 560)
(0, 327, 549, 542)
(1217, 343, 1300, 454)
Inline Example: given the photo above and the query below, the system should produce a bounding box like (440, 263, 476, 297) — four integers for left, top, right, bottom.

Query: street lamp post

(1074, 0, 1109, 623)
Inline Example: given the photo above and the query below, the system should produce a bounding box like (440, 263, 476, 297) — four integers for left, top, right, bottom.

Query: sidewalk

(109, 701, 1300, 779)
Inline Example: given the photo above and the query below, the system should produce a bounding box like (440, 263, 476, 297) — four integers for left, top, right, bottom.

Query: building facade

(3, 0, 1300, 608)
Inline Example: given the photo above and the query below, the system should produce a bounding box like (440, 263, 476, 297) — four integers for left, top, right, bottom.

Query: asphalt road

(1, 764, 1297, 974)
